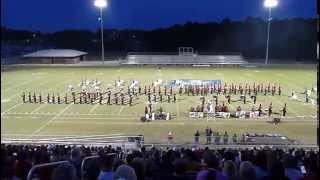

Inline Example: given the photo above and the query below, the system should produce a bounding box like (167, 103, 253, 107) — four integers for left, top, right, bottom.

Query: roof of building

(23, 49, 87, 58)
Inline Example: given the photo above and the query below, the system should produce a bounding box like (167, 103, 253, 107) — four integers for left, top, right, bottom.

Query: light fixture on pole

(94, 0, 107, 64)
(264, 0, 278, 65)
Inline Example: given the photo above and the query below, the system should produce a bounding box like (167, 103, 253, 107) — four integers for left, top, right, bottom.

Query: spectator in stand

(159, 150, 175, 174)
(282, 154, 303, 180)
(239, 161, 256, 180)
(130, 157, 146, 180)
(222, 160, 238, 180)
(173, 158, 188, 176)
(113, 158, 125, 171)
(69, 147, 83, 178)
(252, 150, 268, 180)
(302, 151, 319, 180)
(1, 147, 17, 180)
(1, 143, 320, 180)
(52, 162, 78, 180)
(97, 154, 114, 180)
(184, 149, 201, 172)
(168, 131, 173, 144)
(14, 151, 32, 180)
(221, 150, 236, 168)
(195, 130, 200, 144)
(196, 151, 227, 180)
(263, 160, 289, 180)
(114, 164, 137, 180)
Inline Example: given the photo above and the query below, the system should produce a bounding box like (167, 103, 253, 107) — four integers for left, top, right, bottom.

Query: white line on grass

(53, 121, 185, 125)
(4, 114, 316, 122)
(30, 104, 47, 113)
(2, 77, 45, 92)
(117, 106, 124, 115)
(24, 78, 73, 116)
(1, 103, 23, 117)
(89, 104, 99, 113)
(273, 97, 300, 117)
(3, 77, 68, 107)
(56, 117, 133, 120)
(5, 80, 51, 100)
(176, 102, 180, 116)
(31, 104, 73, 135)
(202, 118, 317, 123)
(2, 133, 124, 137)
(1, 112, 134, 117)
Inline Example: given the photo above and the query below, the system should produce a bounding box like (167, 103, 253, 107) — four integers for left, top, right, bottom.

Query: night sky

(1, 0, 317, 32)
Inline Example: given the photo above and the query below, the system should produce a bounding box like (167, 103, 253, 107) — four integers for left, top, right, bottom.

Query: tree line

(1, 17, 317, 60)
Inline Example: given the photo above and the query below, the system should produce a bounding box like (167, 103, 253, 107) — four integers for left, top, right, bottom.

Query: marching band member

(268, 103, 272, 116)
(64, 93, 68, 104)
(22, 92, 26, 103)
(28, 92, 32, 103)
(282, 103, 287, 116)
(47, 93, 50, 103)
(258, 104, 262, 117)
(38, 93, 42, 104)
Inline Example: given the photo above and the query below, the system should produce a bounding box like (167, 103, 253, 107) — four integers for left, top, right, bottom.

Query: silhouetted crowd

(1, 144, 319, 180)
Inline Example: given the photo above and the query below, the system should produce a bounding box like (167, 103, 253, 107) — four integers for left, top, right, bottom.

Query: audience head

(203, 151, 219, 169)
(268, 160, 287, 179)
(70, 147, 81, 160)
(1, 144, 319, 180)
(113, 158, 125, 170)
(173, 158, 187, 175)
(114, 164, 137, 180)
(52, 162, 77, 180)
(282, 153, 297, 168)
(223, 160, 237, 178)
(239, 161, 256, 180)
(130, 157, 146, 180)
(99, 154, 114, 172)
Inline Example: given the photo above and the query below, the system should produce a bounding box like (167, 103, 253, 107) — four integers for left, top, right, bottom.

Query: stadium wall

(24, 56, 82, 64)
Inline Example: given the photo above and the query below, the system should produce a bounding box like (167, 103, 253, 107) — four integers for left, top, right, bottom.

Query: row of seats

(124, 54, 248, 65)
(2, 143, 319, 180)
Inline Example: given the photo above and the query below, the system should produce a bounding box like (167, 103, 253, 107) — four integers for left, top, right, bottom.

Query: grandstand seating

(1, 144, 319, 180)
(124, 54, 248, 65)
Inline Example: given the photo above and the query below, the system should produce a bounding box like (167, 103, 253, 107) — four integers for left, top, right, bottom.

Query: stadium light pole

(264, 0, 278, 64)
(94, 0, 107, 65)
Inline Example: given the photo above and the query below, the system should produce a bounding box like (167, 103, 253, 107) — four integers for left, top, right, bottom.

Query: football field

(1, 66, 317, 144)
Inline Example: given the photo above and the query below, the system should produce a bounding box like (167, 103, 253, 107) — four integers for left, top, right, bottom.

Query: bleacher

(1, 131, 318, 179)
(2, 142, 318, 180)
(123, 53, 248, 65)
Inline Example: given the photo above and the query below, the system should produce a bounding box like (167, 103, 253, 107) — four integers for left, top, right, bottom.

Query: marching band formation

(20, 79, 315, 119)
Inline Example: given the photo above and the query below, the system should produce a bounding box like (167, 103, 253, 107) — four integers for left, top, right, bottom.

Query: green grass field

(1, 66, 318, 144)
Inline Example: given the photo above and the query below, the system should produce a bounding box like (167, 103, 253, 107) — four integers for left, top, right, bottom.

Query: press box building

(23, 49, 87, 64)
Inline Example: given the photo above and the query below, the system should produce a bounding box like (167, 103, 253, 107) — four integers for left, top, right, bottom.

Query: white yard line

(1, 103, 23, 117)
(2, 112, 133, 116)
(56, 117, 133, 120)
(4, 115, 316, 122)
(273, 97, 300, 117)
(117, 106, 125, 115)
(2, 77, 45, 92)
(2, 133, 124, 137)
(203, 118, 317, 123)
(22, 79, 72, 115)
(31, 104, 73, 135)
(30, 104, 47, 113)
(89, 104, 99, 113)
(52, 119, 316, 125)
(5, 80, 51, 100)
(53, 120, 185, 125)
(176, 102, 180, 116)
(2, 110, 316, 120)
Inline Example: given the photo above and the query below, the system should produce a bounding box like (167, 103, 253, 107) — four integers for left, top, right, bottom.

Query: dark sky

(1, 0, 317, 32)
